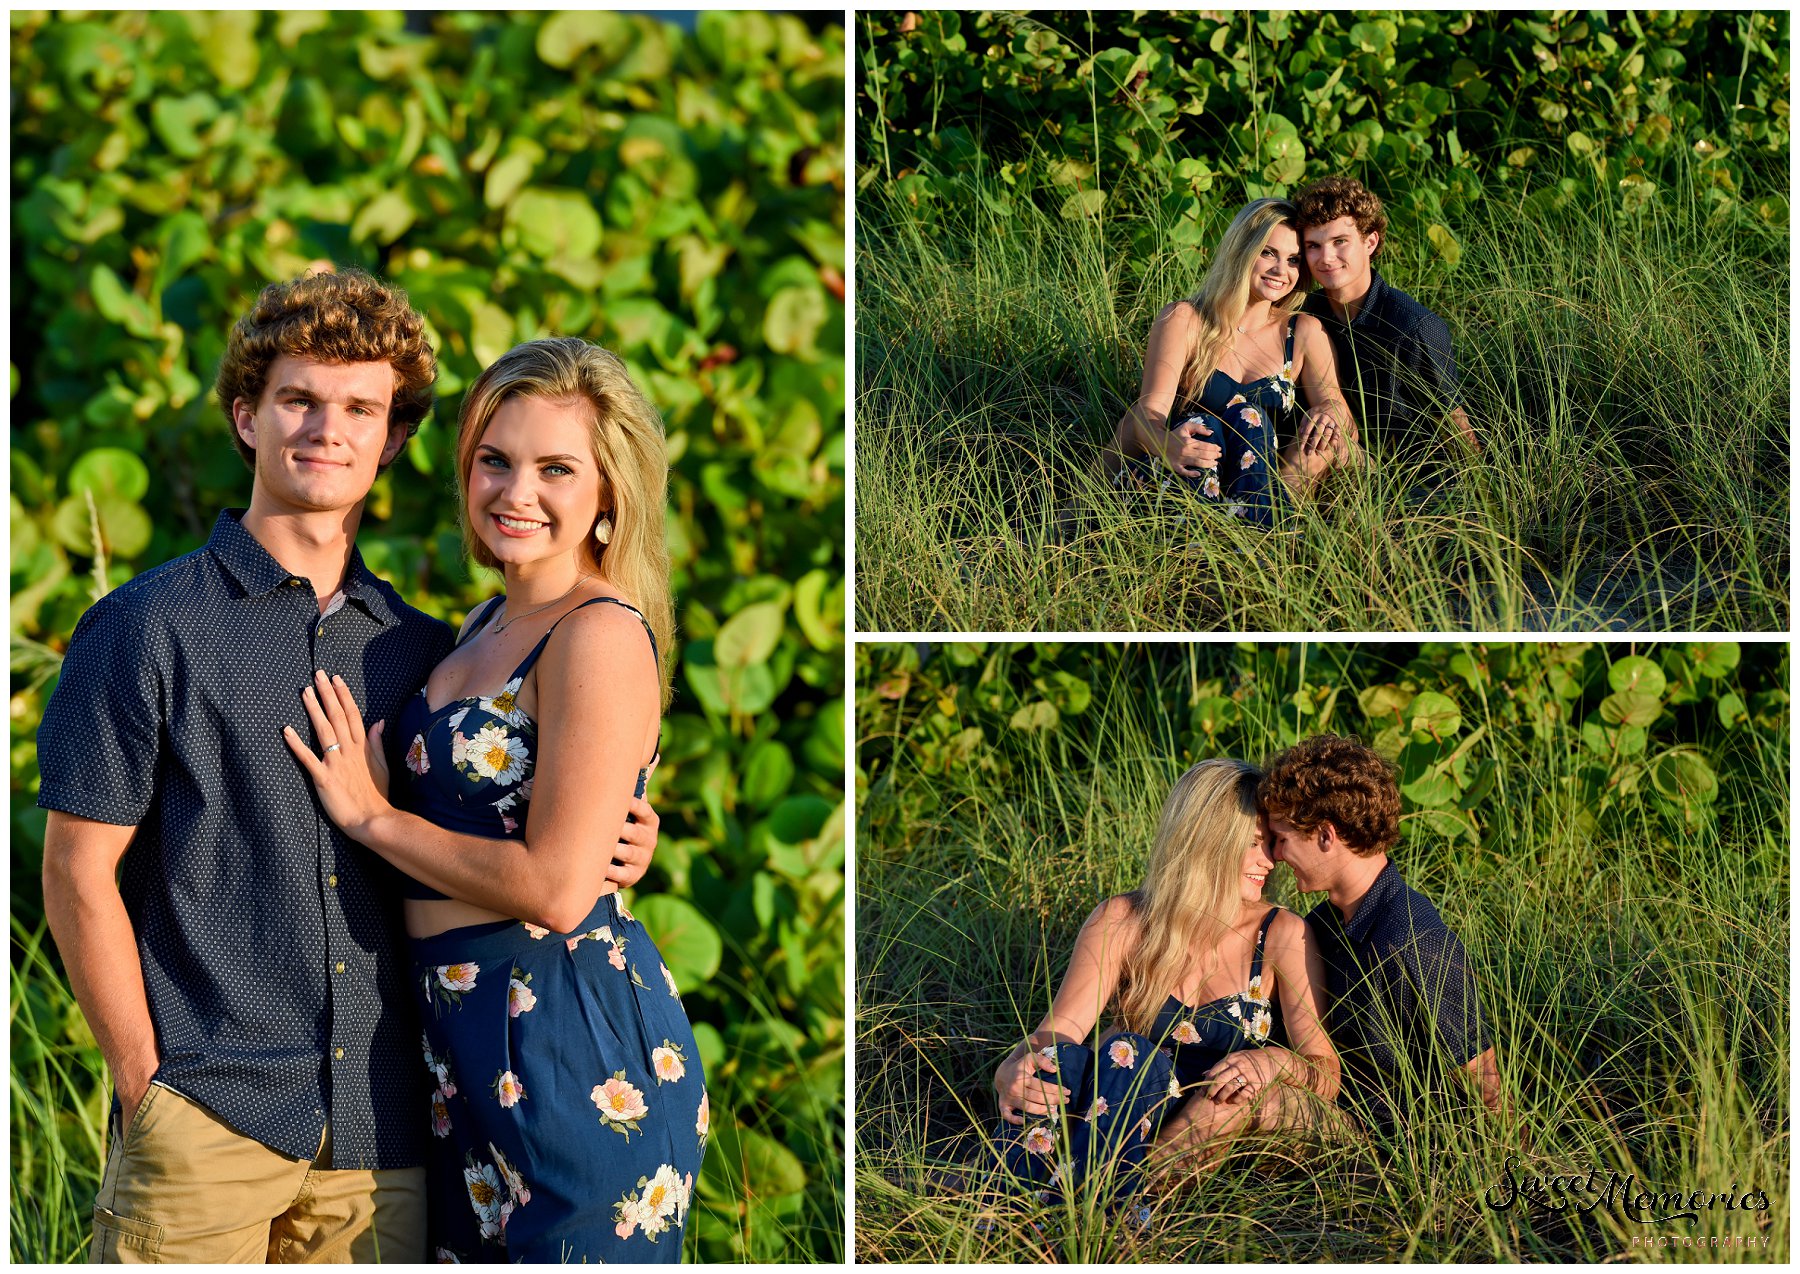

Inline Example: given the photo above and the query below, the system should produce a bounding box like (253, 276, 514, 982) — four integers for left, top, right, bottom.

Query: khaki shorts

(90, 1082, 425, 1264)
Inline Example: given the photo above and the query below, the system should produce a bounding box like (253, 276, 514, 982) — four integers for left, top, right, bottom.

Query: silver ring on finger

(324, 743, 342, 753)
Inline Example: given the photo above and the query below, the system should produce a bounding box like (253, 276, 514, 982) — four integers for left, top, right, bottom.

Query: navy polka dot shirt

(1305, 859, 1491, 1133)
(37, 510, 455, 1169)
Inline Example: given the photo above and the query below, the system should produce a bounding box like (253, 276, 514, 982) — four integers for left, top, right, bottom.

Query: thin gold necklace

(491, 574, 593, 636)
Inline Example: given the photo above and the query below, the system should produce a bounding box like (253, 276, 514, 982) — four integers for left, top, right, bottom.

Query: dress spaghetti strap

(455, 596, 506, 649)
(502, 596, 659, 684)
(1249, 906, 1280, 983)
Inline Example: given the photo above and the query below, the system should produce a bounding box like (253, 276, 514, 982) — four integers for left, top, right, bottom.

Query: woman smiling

(1105, 198, 1360, 526)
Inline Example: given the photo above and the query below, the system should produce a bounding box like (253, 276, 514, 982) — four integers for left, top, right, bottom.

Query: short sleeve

(1403, 925, 1490, 1070)
(36, 596, 164, 826)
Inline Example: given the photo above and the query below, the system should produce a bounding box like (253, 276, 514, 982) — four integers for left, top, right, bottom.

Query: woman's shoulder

(1265, 905, 1312, 947)
(1291, 311, 1326, 341)
(1154, 299, 1202, 331)
(1086, 893, 1144, 936)
(541, 592, 655, 660)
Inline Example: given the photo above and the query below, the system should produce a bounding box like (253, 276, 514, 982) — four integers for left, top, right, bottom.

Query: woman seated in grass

(1104, 198, 1359, 527)
(990, 758, 1340, 1208)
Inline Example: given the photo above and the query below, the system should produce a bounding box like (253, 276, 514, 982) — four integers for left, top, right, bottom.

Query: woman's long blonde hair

(1174, 198, 1310, 406)
(454, 337, 675, 709)
(1115, 758, 1263, 1034)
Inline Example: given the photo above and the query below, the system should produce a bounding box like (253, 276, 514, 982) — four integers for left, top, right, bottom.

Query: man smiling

(37, 269, 657, 1262)
(1295, 176, 1480, 465)
(1259, 733, 1502, 1133)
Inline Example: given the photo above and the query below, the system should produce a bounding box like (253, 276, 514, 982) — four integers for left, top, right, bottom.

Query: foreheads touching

(1257, 734, 1400, 887)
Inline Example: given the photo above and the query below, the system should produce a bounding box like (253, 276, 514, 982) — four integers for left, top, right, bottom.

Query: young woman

(991, 759, 1339, 1205)
(286, 337, 704, 1262)
(1105, 198, 1359, 526)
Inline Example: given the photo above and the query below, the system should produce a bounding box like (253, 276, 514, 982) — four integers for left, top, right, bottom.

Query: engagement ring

(324, 743, 342, 753)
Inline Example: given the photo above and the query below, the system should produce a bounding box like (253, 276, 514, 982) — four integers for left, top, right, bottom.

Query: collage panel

(854, 11, 1788, 632)
(855, 640, 1788, 1261)
(11, 11, 843, 1265)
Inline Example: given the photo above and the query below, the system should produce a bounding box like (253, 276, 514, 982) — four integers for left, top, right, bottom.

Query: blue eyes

(480, 456, 573, 477)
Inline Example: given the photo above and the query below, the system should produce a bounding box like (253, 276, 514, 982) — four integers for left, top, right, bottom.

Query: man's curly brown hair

(214, 267, 437, 468)
(1293, 176, 1389, 258)
(1258, 733, 1400, 855)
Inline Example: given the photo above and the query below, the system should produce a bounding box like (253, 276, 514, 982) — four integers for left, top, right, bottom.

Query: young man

(1294, 176, 1480, 463)
(37, 269, 657, 1262)
(1259, 733, 1502, 1132)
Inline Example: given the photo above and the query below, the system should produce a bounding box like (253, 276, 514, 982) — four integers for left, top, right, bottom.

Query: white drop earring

(594, 515, 613, 544)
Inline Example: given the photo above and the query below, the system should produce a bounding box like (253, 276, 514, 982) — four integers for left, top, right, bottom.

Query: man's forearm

(43, 863, 159, 1099)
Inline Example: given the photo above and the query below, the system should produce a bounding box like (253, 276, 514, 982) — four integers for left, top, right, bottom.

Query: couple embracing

(40, 269, 702, 1262)
(992, 734, 1502, 1209)
(1106, 177, 1480, 526)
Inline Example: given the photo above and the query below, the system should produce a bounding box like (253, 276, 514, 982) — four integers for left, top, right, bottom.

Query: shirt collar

(1342, 858, 1402, 943)
(1351, 268, 1390, 326)
(207, 509, 398, 627)
(1305, 267, 1387, 328)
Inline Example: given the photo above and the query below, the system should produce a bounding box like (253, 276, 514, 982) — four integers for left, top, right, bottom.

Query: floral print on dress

(1272, 362, 1296, 411)
(464, 1155, 511, 1241)
(395, 597, 699, 1261)
(464, 724, 528, 784)
(406, 734, 431, 776)
(493, 1070, 526, 1108)
(427, 962, 480, 1011)
(508, 969, 537, 1016)
(1107, 1038, 1138, 1069)
(592, 1071, 650, 1138)
(651, 1040, 687, 1084)
(479, 677, 529, 728)
(611, 1164, 690, 1244)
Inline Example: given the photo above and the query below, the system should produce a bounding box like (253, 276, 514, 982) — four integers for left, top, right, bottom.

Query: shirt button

(334, 961, 346, 974)
(327, 874, 338, 887)
(334, 1047, 345, 1060)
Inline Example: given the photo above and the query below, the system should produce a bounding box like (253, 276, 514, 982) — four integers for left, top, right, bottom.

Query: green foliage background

(860, 10, 1788, 240)
(856, 641, 1788, 1260)
(10, 11, 843, 1263)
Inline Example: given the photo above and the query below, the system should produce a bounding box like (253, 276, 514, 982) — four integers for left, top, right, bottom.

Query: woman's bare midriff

(404, 883, 619, 941)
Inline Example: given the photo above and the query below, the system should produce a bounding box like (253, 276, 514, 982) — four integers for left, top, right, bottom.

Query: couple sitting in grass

(991, 734, 1502, 1213)
(1105, 177, 1480, 526)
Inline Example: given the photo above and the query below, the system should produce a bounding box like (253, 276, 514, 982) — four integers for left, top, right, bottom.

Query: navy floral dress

(390, 596, 705, 1263)
(1119, 316, 1302, 529)
(994, 907, 1282, 1205)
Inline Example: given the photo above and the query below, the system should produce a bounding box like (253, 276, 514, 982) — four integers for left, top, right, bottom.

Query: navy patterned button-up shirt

(37, 510, 455, 1169)
(1306, 860, 1490, 1133)
(1301, 268, 1470, 460)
